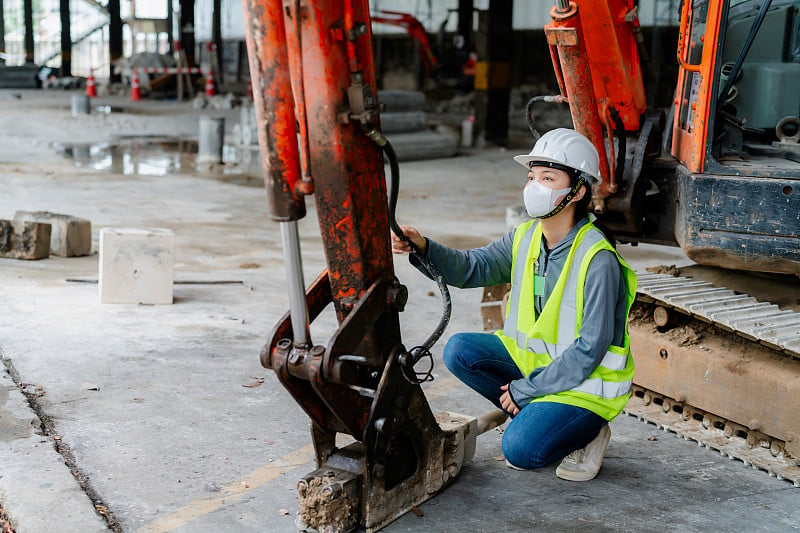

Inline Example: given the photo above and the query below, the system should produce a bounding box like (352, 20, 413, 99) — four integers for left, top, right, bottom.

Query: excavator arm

(241, 1, 503, 530)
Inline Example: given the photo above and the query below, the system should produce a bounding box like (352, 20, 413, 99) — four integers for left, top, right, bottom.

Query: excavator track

(626, 272, 800, 487)
(624, 386, 800, 486)
(635, 272, 800, 359)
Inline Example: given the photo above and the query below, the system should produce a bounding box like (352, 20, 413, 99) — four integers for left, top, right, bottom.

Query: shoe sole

(505, 459, 526, 471)
(554, 466, 601, 482)
(555, 426, 611, 482)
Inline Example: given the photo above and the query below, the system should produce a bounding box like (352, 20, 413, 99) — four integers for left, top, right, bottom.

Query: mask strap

(539, 176, 586, 219)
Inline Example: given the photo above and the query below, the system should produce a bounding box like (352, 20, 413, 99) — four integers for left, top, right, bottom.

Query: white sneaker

(555, 424, 611, 482)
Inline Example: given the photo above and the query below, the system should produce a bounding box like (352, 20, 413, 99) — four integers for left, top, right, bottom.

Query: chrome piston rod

(280, 220, 311, 347)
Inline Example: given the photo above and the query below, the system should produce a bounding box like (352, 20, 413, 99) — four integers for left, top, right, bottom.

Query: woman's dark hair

(570, 172, 616, 248)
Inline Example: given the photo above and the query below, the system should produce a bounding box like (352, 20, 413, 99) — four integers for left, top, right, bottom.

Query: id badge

(533, 275, 546, 297)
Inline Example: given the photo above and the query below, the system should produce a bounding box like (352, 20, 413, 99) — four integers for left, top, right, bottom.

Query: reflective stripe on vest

(572, 377, 631, 399)
(501, 221, 632, 400)
(554, 228, 631, 385)
(502, 223, 535, 349)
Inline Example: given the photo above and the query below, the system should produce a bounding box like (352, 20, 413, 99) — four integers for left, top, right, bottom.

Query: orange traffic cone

(205, 69, 216, 97)
(130, 69, 141, 101)
(86, 69, 97, 98)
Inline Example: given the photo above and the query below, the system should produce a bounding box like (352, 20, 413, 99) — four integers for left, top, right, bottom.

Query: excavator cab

(670, 0, 800, 273)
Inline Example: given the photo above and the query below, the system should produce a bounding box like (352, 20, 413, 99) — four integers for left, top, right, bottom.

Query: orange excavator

(241, 0, 800, 530)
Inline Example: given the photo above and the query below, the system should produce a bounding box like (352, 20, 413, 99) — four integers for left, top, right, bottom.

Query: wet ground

(1, 90, 799, 533)
(54, 138, 264, 187)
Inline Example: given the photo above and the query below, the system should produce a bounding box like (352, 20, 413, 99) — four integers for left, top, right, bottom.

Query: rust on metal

(242, 0, 307, 221)
(544, 0, 649, 199)
(545, 3, 613, 198)
(545, 26, 578, 46)
(243, 1, 489, 530)
(263, 270, 332, 369)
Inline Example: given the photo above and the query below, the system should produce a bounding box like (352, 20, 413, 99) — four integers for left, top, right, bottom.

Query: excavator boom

(242, 0, 504, 530)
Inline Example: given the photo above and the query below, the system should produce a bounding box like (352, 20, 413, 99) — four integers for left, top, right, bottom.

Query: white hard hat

(513, 128, 602, 186)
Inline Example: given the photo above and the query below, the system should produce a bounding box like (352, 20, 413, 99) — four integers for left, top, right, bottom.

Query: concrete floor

(1, 90, 798, 533)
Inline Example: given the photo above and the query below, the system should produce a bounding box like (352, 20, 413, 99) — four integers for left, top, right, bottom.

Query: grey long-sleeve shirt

(411, 218, 627, 407)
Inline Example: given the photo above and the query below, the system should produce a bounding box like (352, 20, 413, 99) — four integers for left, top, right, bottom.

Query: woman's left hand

(500, 384, 520, 417)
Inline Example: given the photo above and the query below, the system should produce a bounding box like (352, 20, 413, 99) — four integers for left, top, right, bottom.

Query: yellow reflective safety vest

(496, 219, 638, 421)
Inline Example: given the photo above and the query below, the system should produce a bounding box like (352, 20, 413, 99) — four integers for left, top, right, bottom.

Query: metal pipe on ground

(71, 94, 90, 116)
(197, 116, 224, 166)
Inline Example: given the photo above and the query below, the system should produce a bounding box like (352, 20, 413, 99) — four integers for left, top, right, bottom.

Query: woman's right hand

(391, 225, 427, 255)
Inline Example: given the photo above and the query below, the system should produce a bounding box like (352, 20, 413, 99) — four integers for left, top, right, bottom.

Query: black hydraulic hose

(364, 128, 452, 381)
(525, 95, 568, 140)
(610, 108, 626, 185)
(718, 0, 773, 110)
(384, 138, 452, 354)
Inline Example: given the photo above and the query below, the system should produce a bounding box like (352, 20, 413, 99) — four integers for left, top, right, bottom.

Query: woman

(391, 128, 637, 481)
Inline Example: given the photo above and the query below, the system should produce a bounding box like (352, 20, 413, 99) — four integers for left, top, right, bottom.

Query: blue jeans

(443, 332, 608, 469)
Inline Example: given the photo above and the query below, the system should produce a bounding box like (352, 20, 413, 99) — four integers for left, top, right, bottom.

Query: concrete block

(99, 228, 175, 304)
(13, 211, 92, 257)
(0, 219, 51, 260)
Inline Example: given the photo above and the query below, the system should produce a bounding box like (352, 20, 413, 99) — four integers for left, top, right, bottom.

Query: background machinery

(241, 0, 800, 530)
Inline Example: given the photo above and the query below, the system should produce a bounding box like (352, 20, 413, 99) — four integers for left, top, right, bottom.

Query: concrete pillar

(24, 0, 34, 64)
(60, 0, 71, 77)
(166, 0, 174, 53)
(109, 0, 122, 83)
(458, 0, 473, 52)
(473, 0, 513, 146)
(179, 0, 195, 66)
(212, 0, 222, 82)
(0, 0, 6, 65)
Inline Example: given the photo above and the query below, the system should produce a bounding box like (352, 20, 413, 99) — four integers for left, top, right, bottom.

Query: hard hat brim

(513, 153, 602, 186)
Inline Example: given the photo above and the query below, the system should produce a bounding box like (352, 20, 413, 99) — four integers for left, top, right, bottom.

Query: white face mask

(523, 180, 573, 218)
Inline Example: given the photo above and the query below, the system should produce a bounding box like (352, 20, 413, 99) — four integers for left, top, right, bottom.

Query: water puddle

(54, 138, 264, 187)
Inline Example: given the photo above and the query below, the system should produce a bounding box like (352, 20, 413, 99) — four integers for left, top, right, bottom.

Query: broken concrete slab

(12, 211, 92, 257)
(0, 220, 51, 260)
(98, 227, 175, 304)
